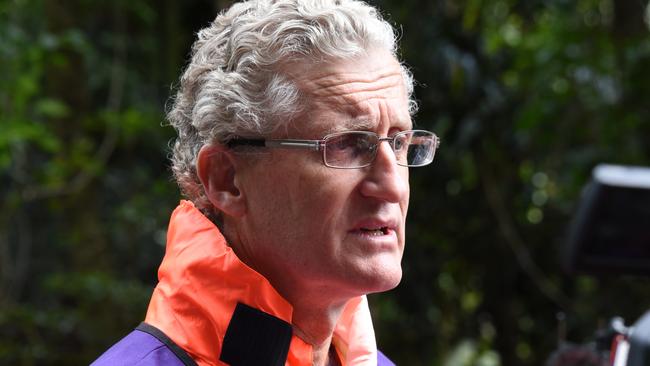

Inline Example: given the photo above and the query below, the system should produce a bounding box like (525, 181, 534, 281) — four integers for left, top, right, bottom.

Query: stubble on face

(231, 49, 412, 304)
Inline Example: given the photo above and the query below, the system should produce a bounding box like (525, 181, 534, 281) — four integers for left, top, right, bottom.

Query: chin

(376, 269, 403, 292)
(357, 264, 403, 295)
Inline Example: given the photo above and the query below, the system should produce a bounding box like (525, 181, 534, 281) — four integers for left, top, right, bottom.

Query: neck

(223, 221, 354, 365)
(290, 300, 346, 366)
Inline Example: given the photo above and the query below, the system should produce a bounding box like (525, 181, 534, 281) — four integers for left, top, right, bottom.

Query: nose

(359, 141, 409, 203)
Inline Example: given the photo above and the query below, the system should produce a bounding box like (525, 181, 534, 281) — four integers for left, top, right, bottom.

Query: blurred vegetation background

(1, 0, 650, 365)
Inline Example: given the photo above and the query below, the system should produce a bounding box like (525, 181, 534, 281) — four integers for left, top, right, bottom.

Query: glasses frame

(226, 129, 440, 169)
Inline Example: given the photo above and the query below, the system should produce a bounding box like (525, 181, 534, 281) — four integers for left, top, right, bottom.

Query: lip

(349, 217, 400, 237)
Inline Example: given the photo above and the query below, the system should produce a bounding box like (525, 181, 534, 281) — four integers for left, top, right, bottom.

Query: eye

(328, 133, 361, 152)
(356, 135, 374, 152)
(393, 133, 409, 151)
(323, 132, 377, 168)
(326, 132, 375, 154)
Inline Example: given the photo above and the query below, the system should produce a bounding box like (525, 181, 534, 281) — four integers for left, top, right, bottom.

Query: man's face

(233, 49, 411, 302)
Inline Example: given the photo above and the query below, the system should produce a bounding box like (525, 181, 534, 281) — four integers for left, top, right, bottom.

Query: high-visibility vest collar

(145, 200, 378, 366)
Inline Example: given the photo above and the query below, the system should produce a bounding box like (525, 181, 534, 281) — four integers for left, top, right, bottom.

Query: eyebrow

(323, 119, 374, 135)
(325, 118, 413, 135)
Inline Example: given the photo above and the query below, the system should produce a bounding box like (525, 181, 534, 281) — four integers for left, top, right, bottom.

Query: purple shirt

(92, 324, 397, 366)
(91, 329, 186, 366)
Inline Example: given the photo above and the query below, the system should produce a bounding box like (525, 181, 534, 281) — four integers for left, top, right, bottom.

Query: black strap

(220, 302, 293, 366)
(135, 322, 199, 366)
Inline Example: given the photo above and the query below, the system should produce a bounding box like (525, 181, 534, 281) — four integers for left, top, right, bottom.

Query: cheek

(294, 171, 355, 213)
(241, 167, 295, 225)
(290, 171, 362, 238)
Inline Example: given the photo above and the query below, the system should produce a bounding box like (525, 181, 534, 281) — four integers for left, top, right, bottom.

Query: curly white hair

(167, 0, 417, 213)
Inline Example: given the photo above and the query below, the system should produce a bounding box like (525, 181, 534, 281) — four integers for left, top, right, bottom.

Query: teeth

(360, 227, 387, 236)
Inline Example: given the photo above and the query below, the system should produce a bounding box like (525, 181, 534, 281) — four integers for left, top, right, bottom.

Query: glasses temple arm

(227, 138, 321, 151)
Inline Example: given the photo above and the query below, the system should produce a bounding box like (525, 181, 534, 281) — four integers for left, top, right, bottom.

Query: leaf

(35, 98, 70, 119)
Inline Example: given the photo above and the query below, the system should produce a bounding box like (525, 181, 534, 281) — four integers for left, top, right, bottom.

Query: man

(92, 0, 439, 365)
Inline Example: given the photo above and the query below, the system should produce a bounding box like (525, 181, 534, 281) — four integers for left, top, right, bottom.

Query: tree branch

(21, 3, 126, 202)
(479, 152, 573, 310)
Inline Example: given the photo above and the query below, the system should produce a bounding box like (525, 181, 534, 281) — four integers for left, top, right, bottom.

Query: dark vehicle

(560, 164, 650, 366)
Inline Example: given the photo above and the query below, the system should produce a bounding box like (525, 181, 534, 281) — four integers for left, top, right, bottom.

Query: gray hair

(168, 0, 417, 213)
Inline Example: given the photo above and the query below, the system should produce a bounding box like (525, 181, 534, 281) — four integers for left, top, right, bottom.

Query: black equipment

(558, 164, 650, 366)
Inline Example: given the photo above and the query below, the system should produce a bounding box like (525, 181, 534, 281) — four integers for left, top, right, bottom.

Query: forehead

(287, 49, 412, 136)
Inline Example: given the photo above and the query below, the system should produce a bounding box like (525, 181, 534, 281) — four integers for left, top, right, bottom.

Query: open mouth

(359, 227, 390, 236)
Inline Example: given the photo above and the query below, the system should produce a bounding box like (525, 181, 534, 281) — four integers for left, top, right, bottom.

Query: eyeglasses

(226, 129, 440, 169)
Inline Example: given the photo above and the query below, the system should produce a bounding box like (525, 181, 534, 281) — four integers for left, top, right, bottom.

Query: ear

(197, 144, 246, 218)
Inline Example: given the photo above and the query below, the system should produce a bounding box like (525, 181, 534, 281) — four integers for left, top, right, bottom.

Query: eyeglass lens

(323, 131, 435, 168)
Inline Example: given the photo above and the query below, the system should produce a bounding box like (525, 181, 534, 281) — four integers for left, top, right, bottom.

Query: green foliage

(0, 0, 182, 364)
(370, 0, 650, 364)
(1, 0, 650, 365)
(0, 272, 151, 365)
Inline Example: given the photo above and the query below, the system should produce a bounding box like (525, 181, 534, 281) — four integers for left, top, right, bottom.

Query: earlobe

(197, 144, 246, 217)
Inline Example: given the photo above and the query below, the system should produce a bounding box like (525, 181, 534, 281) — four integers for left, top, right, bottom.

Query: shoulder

(90, 323, 195, 366)
(378, 350, 397, 366)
